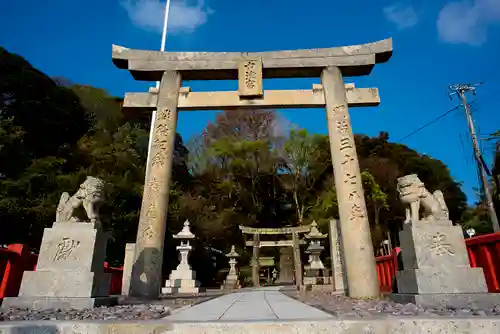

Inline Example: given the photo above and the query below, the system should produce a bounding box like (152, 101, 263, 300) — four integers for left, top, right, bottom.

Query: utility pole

(449, 83, 500, 232)
(145, 0, 171, 182)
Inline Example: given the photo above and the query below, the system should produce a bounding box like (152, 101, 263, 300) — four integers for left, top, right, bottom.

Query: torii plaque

(112, 38, 393, 299)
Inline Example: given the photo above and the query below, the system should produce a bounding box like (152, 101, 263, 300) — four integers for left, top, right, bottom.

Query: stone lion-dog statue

(56, 176, 105, 224)
(396, 174, 449, 224)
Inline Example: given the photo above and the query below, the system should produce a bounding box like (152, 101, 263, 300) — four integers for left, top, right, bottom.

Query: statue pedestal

(391, 220, 500, 309)
(2, 222, 116, 310)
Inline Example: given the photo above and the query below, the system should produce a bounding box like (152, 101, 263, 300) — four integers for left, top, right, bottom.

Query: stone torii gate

(239, 225, 310, 288)
(112, 38, 393, 299)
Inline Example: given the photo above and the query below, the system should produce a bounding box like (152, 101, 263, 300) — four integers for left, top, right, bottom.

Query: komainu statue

(56, 176, 105, 223)
(396, 174, 449, 224)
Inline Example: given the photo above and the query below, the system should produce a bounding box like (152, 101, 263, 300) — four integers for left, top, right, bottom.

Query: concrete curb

(2, 317, 500, 333)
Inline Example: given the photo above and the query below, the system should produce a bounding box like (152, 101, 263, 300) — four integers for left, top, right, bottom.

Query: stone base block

(161, 286, 206, 294)
(396, 266, 488, 294)
(310, 284, 334, 293)
(18, 270, 109, 298)
(168, 269, 196, 281)
(304, 276, 332, 285)
(221, 279, 241, 290)
(390, 292, 500, 309)
(4, 319, 500, 334)
(163, 277, 205, 294)
(164, 279, 201, 289)
(1, 296, 117, 310)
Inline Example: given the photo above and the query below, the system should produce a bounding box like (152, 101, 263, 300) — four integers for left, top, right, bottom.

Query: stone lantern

(221, 245, 241, 290)
(303, 221, 329, 286)
(162, 220, 204, 294)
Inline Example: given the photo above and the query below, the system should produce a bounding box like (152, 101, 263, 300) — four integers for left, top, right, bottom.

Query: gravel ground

(0, 293, 220, 321)
(283, 290, 500, 318)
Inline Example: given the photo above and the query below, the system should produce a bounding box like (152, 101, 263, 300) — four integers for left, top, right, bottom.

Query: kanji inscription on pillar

(148, 178, 161, 193)
(348, 190, 360, 201)
(238, 59, 263, 97)
(350, 203, 365, 220)
(344, 173, 356, 185)
(156, 108, 172, 121)
(140, 226, 155, 240)
(336, 119, 350, 133)
(342, 152, 355, 165)
(144, 202, 156, 220)
(152, 137, 168, 151)
(339, 137, 352, 151)
(147, 177, 162, 200)
(155, 123, 170, 139)
(150, 151, 166, 167)
(331, 105, 346, 116)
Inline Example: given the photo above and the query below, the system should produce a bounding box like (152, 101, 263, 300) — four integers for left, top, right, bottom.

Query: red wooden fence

(0, 244, 37, 298)
(375, 232, 500, 293)
(376, 247, 400, 293)
(3, 232, 500, 298)
(103, 262, 124, 295)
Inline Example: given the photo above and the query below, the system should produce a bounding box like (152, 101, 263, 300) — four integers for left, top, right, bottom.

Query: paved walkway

(165, 286, 333, 322)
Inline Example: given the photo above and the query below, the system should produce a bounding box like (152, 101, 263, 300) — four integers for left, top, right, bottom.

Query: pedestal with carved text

(2, 222, 116, 310)
(391, 220, 500, 309)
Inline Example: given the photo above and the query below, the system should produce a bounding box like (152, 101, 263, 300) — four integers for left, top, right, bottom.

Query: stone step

(1, 318, 500, 334)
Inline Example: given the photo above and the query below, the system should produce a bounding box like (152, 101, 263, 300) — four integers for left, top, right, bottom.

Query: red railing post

(104, 262, 123, 295)
(0, 244, 32, 298)
(375, 253, 394, 292)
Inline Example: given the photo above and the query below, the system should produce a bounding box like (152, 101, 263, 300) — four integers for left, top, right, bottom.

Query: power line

(398, 105, 461, 142)
(397, 98, 480, 142)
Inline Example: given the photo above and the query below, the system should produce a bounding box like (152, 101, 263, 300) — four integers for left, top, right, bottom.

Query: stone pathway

(166, 286, 333, 322)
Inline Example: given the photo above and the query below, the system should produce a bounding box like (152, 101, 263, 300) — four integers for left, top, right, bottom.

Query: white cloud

(121, 0, 213, 34)
(383, 4, 419, 30)
(437, 0, 500, 46)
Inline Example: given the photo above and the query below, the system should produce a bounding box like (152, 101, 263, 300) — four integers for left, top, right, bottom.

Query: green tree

(361, 170, 389, 245)
(0, 47, 90, 178)
(282, 129, 330, 224)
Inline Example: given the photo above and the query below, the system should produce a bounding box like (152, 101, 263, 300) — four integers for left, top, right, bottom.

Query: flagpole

(145, 0, 171, 181)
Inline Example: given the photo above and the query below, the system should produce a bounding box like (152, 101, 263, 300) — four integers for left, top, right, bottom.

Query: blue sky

(1, 0, 500, 204)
